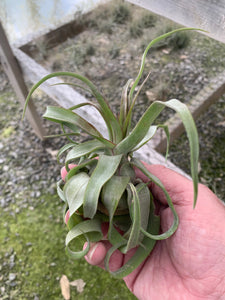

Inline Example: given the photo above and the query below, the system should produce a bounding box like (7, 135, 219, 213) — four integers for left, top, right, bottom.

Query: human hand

(62, 163, 225, 300)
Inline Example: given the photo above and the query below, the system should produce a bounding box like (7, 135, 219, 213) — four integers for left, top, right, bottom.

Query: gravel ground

(0, 72, 63, 213)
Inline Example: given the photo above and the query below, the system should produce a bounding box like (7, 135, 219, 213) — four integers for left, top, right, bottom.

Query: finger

(135, 163, 194, 206)
(64, 210, 70, 225)
(84, 241, 124, 272)
(84, 242, 107, 266)
(61, 164, 76, 181)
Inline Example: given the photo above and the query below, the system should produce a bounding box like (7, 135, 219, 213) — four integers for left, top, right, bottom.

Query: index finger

(61, 164, 76, 181)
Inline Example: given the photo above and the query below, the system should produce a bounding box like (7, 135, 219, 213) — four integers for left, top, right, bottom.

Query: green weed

(130, 21, 143, 38)
(139, 13, 157, 28)
(113, 2, 131, 24)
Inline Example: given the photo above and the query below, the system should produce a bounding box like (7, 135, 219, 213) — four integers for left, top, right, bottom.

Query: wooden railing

(127, 0, 225, 43)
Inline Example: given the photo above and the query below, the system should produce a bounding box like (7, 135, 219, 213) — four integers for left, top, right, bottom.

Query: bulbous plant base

(97, 202, 129, 216)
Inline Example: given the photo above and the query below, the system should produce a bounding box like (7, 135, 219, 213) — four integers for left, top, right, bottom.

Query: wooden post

(0, 21, 45, 140)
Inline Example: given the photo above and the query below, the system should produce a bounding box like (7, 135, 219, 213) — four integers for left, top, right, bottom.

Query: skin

(62, 163, 225, 300)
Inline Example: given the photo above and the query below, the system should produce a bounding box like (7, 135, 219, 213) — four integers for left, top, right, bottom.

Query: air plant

(23, 28, 200, 278)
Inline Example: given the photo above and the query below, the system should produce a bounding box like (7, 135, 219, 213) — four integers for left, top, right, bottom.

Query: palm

(123, 185, 225, 300)
(83, 165, 225, 299)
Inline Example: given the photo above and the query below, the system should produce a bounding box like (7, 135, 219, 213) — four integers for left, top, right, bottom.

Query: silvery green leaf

(65, 140, 106, 167)
(101, 175, 130, 245)
(131, 158, 179, 240)
(57, 143, 75, 162)
(116, 99, 198, 206)
(66, 219, 103, 259)
(123, 183, 141, 252)
(83, 154, 122, 219)
(64, 172, 90, 216)
(105, 195, 160, 278)
(23, 71, 123, 143)
(57, 180, 66, 202)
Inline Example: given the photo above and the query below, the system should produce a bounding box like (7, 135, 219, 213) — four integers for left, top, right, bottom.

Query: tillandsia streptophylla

(23, 28, 203, 278)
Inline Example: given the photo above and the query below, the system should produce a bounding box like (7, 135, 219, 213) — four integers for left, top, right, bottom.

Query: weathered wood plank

(13, 47, 107, 135)
(127, 0, 225, 43)
(147, 69, 225, 153)
(16, 17, 87, 58)
(14, 47, 190, 178)
(0, 21, 45, 140)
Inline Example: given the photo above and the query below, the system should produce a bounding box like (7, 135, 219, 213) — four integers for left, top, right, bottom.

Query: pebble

(9, 254, 15, 269)
(3, 165, 9, 172)
(8, 273, 16, 281)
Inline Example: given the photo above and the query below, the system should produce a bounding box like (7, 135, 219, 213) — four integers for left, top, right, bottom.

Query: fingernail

(64, 210, 70, 225)
(87, 243, 98, 260)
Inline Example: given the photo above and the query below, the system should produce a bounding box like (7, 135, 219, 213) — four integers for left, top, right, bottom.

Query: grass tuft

(129, 21, 143, 38)
(113, 2, 131, 24)
(139, 13, 157, 28)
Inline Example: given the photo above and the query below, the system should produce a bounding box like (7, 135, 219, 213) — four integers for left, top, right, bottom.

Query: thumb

(135, 163, 194, 207)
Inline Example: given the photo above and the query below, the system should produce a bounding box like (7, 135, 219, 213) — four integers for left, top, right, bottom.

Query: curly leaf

(105, 196, 160, 278)
(57, 143, 75, 163)
(136, 182, 151, 241)
(57, 179, 66, 202)
(131, 158, 179, 240)
(66, 219, 103, 259)
(122, 183, 141, 252)
(22, 71, 122, 143)
(129, 28, 206, 102)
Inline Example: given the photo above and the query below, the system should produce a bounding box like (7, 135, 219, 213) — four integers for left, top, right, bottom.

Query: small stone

(9, 254, 16, 269)
(4, 252, 9, 258)
(3, 165, 9, 172)
(9, 273, 16, 281)
(0, 198, 6, 208)
(35, 191, 41, 198)
(30, 191, 35, 198)
(9, 281, 17, 287)
(50, 262, 56, 267)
